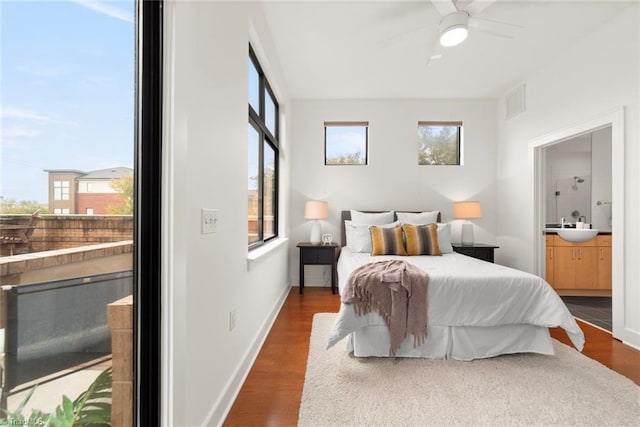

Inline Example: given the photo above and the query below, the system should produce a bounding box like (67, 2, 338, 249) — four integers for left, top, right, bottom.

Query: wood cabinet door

(575, 247, 598, 289)
(546, 247, 554, 285)
(554, 247, 576, 289)
(597, 246, 612, 290)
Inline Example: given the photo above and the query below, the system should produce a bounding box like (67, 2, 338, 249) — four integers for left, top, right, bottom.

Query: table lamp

(304, 200, 328, 244)
(453, 201, 482, 245)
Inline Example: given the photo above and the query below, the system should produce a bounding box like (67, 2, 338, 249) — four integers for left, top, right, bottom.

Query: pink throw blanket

(342, 260, 428, 356)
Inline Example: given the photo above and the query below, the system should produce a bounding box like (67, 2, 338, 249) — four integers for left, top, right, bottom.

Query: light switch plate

(202, 209, 219, 234)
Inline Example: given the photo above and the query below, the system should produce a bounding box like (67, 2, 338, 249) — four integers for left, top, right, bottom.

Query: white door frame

(529, 107, 624, 339)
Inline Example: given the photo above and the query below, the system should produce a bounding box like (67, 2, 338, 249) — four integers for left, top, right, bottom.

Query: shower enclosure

(548, 175, 592, 225)
(544, 135, 592, 226)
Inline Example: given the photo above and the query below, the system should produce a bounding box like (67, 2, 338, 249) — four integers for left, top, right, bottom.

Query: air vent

(506, 83, 526, 120)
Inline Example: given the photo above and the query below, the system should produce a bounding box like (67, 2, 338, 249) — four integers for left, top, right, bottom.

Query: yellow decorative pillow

(402, 223, 442, 256)
(370, 225, 407, 256)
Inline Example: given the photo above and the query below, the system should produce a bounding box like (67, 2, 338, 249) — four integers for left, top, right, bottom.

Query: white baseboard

(204, 283, 290, 427)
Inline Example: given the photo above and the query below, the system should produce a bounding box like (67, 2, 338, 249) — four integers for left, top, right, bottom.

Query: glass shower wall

(552, 175, 592, 224)
(544, 134, 592, 225)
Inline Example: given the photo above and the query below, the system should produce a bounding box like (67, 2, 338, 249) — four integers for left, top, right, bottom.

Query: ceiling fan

(381, 0, 521, 65)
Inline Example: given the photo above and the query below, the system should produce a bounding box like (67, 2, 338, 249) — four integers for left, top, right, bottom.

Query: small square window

(324, 122, 368, 165)
(418, 121, 462, 165)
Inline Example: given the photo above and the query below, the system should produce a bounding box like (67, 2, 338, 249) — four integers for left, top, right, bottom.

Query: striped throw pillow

(370, 225, 407, 256)
(402, 223, 442, 256)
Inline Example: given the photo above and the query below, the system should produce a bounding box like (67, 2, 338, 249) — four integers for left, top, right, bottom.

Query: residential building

(44, 167, 133, 214)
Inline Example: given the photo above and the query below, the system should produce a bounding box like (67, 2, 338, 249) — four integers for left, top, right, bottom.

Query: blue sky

(325, 126, 367, 159)
(1, 0, 135, 203)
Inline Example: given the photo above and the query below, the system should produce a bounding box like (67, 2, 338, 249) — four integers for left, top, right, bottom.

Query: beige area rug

(298, 313, 640, 426)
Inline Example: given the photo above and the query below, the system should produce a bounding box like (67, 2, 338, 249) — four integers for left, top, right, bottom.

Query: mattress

(327, 248, 584, 359)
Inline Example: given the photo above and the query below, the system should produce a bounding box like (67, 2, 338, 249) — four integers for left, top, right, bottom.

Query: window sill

(247, 237, 288, 269)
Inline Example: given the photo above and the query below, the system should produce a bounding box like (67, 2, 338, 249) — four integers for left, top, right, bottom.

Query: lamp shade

(304, 200, 329, 220)
(453, 201, 482, 219)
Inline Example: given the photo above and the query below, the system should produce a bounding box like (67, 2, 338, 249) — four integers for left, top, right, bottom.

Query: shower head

(574, 176, 584, 183)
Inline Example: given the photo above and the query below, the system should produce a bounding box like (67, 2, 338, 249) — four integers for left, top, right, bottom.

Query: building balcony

(0, 235, 133, 425)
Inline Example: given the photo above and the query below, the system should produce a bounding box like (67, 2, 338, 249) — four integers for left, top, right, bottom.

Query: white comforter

(327, 248, 585, 351)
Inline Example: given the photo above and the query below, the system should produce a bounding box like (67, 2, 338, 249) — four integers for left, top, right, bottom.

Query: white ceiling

(260, 0, 634, 99)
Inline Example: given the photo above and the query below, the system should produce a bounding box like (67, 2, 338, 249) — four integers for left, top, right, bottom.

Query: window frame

(248, 44, 279, 249)
(324, 121, 369, 166)
(136, 1, 163, 424)
(417, 121, 462, 166)
(54, 180, 70, 200)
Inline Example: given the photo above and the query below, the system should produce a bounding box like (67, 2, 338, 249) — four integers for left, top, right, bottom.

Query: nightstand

(297, 242, 340, 294)
(451, 243, 499, 263)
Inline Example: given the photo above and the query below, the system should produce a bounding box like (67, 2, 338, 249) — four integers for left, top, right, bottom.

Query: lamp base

(310, 220, 321, 244)
(461, 222, 474, 246)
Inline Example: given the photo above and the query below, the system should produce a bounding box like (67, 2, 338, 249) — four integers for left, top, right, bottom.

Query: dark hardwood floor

(223, 288, 640, 426)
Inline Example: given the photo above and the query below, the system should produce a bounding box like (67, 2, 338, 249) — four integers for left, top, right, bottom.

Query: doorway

(530, 108, 624, 340)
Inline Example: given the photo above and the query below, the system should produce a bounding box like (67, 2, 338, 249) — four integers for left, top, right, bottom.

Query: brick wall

(77, 193, 122, 214)
(0, 215, 133, 256)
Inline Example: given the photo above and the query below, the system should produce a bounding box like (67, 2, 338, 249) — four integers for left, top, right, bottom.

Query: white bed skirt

(346, 324, 554, 360)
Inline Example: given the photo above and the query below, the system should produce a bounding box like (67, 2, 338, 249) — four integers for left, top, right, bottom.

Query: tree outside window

(418, 121, 462, 165)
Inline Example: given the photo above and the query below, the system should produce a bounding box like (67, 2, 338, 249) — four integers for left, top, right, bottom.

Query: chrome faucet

(561, 217, 571, 228)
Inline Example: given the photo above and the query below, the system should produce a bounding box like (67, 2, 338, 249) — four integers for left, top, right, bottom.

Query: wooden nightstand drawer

(301, 248, 320, 264)
(301, 246, 336, 264)
(316, 248, 334, 263)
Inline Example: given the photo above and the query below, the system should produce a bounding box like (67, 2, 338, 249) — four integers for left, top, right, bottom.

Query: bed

(327, 210, 585, 360)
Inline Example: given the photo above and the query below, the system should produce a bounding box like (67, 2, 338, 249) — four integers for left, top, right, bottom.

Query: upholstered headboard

(340, 210, 442, 247)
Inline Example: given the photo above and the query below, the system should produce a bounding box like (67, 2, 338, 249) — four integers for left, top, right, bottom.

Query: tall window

(418, 121, 462, 165)
(53, 181, 70, 200)
(325, 122, 368, 165)
(2, 0, 138, 423)
(248, 45, 279, 247)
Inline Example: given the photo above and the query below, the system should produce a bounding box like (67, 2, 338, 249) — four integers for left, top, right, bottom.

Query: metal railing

(1, 270, 133, 410)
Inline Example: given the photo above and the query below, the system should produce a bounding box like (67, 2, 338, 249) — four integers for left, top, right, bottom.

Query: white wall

(289, 99, 498, 286)
(496, 6, 639, 346)
(163, 2, 291, 426)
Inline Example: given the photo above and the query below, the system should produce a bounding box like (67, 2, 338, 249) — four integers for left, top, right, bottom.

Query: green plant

(1, 367, 112, 427)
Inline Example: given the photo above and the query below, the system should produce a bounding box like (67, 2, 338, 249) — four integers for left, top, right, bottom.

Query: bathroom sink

(552, 228, 599, 243)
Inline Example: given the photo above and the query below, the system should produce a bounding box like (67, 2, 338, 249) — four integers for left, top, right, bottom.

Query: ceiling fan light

(440, 25, 468, 47)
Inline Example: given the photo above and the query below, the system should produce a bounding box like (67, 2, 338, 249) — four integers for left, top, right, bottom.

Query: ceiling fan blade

(468, 16, 522, 38)
(464, 0, 497, 17)
(430, 0, 458, 17)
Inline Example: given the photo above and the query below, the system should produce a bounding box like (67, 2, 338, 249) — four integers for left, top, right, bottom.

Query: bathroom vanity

(544, 231, 612, 296)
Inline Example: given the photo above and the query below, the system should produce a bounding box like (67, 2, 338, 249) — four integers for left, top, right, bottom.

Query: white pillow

(396, 211, 439, 225)
(436, 223, 453, 254)
(350, 210, 394, 225)
(345, 220, 399, 253)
